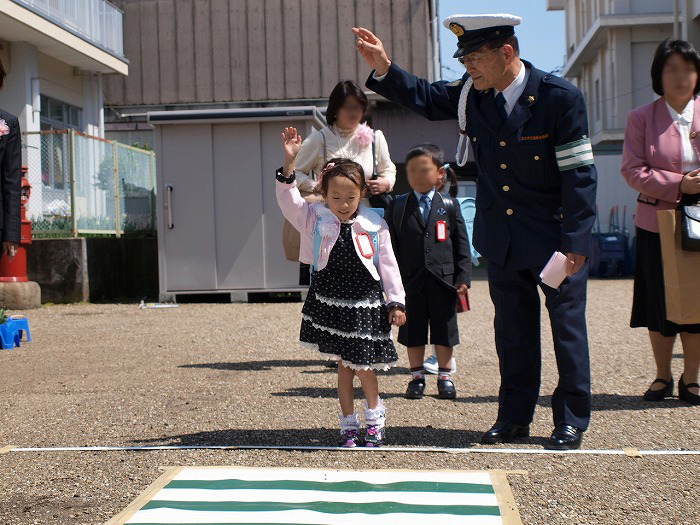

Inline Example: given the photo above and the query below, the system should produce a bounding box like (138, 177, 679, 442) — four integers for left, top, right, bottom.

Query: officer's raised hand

(352, 27, 391, 76)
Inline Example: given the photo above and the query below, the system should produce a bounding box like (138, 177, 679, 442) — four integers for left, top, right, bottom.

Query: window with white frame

(39, 96, 82, 189)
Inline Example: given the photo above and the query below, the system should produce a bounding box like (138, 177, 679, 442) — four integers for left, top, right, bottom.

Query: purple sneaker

(338, 429, 360, 448)
(364, 424, 385, 447)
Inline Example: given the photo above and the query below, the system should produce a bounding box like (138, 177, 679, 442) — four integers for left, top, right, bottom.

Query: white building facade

(0, 0, 127, 137)
(547, 0, 699, 232)
(0, 0, 129, 232)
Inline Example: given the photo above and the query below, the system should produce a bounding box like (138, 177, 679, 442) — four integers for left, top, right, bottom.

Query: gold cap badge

(449, 23, 465, 36)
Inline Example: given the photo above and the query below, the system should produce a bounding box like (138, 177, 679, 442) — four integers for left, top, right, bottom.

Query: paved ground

(0, 279, 698, 524)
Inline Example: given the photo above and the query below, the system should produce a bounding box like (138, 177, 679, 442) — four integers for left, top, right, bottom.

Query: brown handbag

(282, 191, 324, 262)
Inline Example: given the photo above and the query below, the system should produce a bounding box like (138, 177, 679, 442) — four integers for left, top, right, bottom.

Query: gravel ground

(0, 279, 698, 524)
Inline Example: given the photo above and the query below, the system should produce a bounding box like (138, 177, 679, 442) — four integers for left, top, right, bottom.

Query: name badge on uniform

(355, 233, 375, 258)
(436, 220, 448, 242)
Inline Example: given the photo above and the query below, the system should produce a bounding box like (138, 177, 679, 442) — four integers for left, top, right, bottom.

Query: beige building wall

(105, 0, 434, 106)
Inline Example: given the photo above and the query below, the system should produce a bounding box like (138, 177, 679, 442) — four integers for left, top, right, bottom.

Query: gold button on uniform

(534, 155, 540, 161)
(692, 131, 698, 139)
(503, 185, 510, 192)
(500, 163, 507, 169)
(472, 137, 477, 142)
(499, 141, 507, 147)
(506, 209, 514, 216)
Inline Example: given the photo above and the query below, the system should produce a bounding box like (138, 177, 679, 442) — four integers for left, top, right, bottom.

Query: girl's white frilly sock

(363, 398, 386, 427)
(338, 413, 360, 433)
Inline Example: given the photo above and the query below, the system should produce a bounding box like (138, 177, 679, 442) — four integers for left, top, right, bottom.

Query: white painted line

(7, 444, 700, 455)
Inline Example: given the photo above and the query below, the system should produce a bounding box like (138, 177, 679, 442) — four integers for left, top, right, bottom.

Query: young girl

(276, 127, 406, 447)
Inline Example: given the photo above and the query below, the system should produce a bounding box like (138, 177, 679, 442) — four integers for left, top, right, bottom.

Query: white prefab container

(148, 107, 326, 300)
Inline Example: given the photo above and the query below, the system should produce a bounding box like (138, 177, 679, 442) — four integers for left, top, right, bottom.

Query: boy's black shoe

(437, 379, 457, 399)
(405, 379, 425, 399)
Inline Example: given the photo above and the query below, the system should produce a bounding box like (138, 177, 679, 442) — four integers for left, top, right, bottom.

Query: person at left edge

(353, 14, 597, 450)
(0, 59, 22, 263)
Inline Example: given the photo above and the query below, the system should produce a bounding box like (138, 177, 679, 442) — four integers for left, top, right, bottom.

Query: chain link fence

(22, 130, 156, 238)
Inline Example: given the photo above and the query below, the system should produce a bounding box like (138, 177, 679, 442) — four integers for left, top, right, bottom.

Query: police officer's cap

(443, 14, 522, 58)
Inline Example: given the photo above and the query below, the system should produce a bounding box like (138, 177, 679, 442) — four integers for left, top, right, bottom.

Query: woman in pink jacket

(277, 127, 406, 447)
(622, 39, 700, 405)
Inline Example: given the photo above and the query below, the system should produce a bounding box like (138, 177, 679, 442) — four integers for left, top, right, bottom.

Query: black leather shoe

(480, 421, 530, 444)
(405, 379, 425, 399)
(678, 374, 700, 406)
(643, 377, 673, 401)
(437, 379, 457, 399)
(545, 424, 583, 450)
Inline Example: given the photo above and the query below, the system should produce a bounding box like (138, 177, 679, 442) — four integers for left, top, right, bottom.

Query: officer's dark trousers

(487, 261, 591, 431)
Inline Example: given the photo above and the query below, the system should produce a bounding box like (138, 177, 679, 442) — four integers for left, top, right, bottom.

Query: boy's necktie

(420, 194, 431, 223)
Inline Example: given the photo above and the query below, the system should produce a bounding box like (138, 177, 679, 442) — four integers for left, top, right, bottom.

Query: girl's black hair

(651, 38, 700, 96)
(326, 80, 369, 126)
(318, 157, 366, 195)
(405, 143, 458, 197)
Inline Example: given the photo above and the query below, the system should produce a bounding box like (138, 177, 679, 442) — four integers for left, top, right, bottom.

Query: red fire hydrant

(0, 165, 32, 283)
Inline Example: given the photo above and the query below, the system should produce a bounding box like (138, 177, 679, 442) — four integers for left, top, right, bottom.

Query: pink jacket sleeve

(276, 178, 315, 236)
(377, 220, 405, 307)
(621, 110, 683, 204)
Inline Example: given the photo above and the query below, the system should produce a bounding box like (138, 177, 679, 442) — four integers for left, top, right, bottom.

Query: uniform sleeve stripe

(557, 152, 595, 170)
(555, 142, 593, 159)
(555, 137, 591, 153)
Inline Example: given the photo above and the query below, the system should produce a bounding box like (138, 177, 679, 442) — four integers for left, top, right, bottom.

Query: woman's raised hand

(282, 127, 302, 162)
(352, 27, 391, 76)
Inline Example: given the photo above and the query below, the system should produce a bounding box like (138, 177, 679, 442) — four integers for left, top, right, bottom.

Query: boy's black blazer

(386, 191, 471, 295)
(0, 109, 22, 244)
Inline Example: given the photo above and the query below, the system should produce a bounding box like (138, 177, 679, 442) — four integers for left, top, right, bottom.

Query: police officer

(353, 14, 597, 450)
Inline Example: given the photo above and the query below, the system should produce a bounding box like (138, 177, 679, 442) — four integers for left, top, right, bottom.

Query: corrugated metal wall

(105, 0, 433, 105)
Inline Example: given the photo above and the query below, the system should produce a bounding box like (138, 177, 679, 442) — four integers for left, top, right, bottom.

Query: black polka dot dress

(300, 222, 398, 371)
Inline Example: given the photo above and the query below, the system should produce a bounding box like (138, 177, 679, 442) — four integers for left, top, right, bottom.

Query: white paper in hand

(540, 251, 569, 289)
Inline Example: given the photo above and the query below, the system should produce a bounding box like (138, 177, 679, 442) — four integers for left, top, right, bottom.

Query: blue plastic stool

(0, 315, 31, 349)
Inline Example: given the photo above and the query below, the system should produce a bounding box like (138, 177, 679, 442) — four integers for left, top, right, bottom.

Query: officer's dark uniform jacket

(367, 61, 597, 270)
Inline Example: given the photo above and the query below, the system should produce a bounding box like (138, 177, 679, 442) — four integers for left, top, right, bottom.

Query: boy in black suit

(386, 144, 471, 399)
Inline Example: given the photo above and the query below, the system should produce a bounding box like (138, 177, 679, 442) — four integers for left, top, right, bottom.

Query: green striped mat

(107, 467, 522, 525)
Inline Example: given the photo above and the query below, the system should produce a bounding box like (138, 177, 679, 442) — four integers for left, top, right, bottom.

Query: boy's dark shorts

(398, 275, 459, 347)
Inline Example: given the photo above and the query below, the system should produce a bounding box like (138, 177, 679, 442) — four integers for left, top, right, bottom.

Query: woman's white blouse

(667, 98, 700, 174)
(294, 126, 397, 193)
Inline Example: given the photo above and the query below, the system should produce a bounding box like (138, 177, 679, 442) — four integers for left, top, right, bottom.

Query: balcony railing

(12, 0, 124, 57)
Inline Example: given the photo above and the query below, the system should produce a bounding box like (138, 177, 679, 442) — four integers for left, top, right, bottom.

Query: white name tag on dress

(355, 233, 375, 258)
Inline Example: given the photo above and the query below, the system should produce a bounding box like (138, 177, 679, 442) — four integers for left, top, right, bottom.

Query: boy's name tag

(436, 220, 448, 242)
(355, 233, 375, 258)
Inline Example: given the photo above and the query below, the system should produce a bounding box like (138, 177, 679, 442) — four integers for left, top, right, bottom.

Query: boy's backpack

(392, 193, 481, 266)
(311, 208, 385, 274)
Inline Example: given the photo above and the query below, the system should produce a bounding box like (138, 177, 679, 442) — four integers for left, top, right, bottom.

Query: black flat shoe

(480, 421, 530, 444)
(643, 377, 673, 401)
(678, 374, 700, 406)
(405, 378, 425, 399)
(545, 424, 583, 450)
(437, 379, 456, 399)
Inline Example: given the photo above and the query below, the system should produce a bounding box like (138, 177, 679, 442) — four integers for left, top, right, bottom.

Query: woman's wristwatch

(276, 167, 296, 184)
